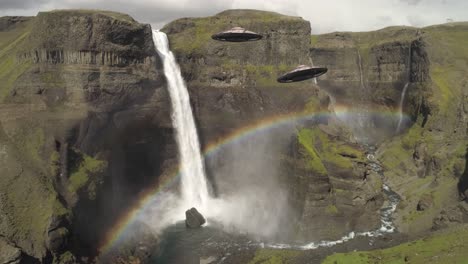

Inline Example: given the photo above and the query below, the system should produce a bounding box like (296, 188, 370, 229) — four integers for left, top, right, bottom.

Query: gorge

(0, 8, 467, 264)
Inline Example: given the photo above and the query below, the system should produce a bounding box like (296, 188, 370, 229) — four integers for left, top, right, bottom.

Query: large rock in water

(185, 208, 206, 228)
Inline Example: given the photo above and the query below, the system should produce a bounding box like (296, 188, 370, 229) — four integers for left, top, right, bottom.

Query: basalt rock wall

(0, 10, 174, 262)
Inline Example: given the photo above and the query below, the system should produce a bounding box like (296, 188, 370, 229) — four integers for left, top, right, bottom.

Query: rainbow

(98, 106, 410, 254)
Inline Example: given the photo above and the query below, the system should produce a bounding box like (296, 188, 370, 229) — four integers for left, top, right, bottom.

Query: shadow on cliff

(66, 64, 177, 259)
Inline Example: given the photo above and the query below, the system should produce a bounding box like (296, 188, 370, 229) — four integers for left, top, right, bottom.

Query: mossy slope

(323, 224, 468, 264)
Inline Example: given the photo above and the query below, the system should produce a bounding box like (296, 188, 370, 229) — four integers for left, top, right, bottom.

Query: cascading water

(396, 83, 409, 132)
(396, 44, 412, 133)
(356, 49, 366, 130)
(308, 57, 318, 85)
(357, 49, 365, 89)
(152, 30, 210, 212)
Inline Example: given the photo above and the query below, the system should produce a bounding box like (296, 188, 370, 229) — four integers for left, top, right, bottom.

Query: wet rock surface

(185, 208, 206, 228)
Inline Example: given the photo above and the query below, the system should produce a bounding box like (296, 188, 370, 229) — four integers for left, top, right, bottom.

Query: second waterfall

(152, 30, 210, 213)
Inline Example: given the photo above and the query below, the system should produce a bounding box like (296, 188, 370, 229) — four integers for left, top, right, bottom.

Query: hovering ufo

(277, 65, 328, 83)
(211, 27, 262, 42)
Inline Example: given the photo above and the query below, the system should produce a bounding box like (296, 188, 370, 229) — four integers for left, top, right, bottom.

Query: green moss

(53, 251, 76, 264)
(322, 224, 468, 264)
(68, 152, 106, 193)
(298, 128, 365, 172)
(52, 197, 70, 217)
(216, 61, 295, 88)
(46, 9, 135, 23)
(401, 123, 424, 150)
(326, 204, 339, 215)
(298, 128, 327, 175)
(50, 150, 60, 175)
(423, 24, 468, 117)
(322, 254, 370, 264)
(249, 248, 300, 264)
(165, 10, 302, 55)
(0, 51, 32, 101)
(431, 66, 454, 113)
(5, 178, 55, 249)
(310, 35, 319, 46)
(0, 19, 33, 101)
(304, 96, 321, 113)
(440, 143, 467, 177)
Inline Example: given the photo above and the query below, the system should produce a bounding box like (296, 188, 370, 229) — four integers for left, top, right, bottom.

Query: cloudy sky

(1, 0, 467, 33)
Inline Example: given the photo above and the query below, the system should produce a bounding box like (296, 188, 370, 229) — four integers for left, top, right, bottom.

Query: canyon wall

(0, 11, 174, 262)
(0, 9, 467, 264)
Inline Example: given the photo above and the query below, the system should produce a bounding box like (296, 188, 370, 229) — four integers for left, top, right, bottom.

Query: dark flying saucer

(277, 65, 328, 83)
(211, 27, 262, 42)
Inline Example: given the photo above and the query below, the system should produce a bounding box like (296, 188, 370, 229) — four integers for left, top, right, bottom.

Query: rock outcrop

(185, 207, 206, 228)
(375, 23, 468, 235)
(310, 27, 429, 142)
(0, 10, 174, 262)
(0, 238, 22, 264)
(309, 22, 468, 236)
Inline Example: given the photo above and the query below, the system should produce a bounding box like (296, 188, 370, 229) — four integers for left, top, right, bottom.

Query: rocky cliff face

(376, 23, 468, 235)
(311, 23, 468, 236)
(0, 8, 467, 264)
(163, 9, 315, 139)
(310, 27, 429, 142)
(0, 10, 174, 262)
(164, 9, 383, 242)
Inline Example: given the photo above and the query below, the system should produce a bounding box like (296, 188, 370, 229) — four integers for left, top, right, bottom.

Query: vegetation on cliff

(0, 17, 33, 101)
(0, 9, 161, 261)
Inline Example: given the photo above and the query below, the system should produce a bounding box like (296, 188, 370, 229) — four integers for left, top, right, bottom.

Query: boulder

(416, 194, 433, 211)
(46, 215, 70, 254)
(0, 238, 22, 264)
(185, 208, 206, 228)
(46, 227, 69, 253)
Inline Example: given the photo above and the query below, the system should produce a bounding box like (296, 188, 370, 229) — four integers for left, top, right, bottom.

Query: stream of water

(396, 44, 412, 133)
(396, 83, 409, 132)
(152, 30, 210, 213)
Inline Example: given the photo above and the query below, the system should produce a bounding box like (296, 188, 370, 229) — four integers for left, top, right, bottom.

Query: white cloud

(1, 0, 467, 33)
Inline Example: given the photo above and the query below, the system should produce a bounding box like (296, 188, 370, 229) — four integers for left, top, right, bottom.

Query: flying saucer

(277, 65, 328, 83)
(211, 27, 262, 42)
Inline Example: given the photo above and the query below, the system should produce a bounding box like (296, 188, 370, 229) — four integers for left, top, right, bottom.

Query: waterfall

(396, 83, 409, 132)
(357, 49, 364, 89)
(152, 30, 210, 212)
(396, 44, 412, 133)
(356, 49, 368, 137)
(308, 57, 318, 85)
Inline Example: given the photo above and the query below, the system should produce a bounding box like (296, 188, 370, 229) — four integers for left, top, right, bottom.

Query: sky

(1, 0, 467, 33)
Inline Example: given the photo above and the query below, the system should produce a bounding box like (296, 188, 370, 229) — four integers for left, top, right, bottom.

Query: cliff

(0, 10, 174, 262)
(0, 8, 467, 264)
(310, 22, 468, 236)
(163, 9, 383, 242)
